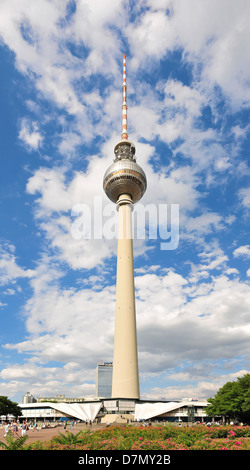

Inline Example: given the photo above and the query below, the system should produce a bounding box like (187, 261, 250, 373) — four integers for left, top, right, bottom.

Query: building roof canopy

(134, 401, 207, 421)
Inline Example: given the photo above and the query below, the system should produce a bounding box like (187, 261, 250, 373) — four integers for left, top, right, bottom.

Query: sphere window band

(103, 170, 147, 204)
(105, 175, 145, 188)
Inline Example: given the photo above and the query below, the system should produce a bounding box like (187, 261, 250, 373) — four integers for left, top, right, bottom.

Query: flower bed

(23, 424, 250, 451)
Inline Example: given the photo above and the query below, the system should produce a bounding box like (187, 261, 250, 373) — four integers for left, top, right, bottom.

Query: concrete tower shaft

(112, 194, 140, 399)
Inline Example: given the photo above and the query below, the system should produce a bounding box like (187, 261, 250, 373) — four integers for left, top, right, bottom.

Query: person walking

(4, 422, 10, 437)
(33, 421, 39, 432)
(21, 421, 28, 436)
(12, 421, 19, 436)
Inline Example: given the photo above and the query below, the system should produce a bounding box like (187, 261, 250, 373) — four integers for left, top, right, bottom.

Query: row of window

(105, 174, 145, 190)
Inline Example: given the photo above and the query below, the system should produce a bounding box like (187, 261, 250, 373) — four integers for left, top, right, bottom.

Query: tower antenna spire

(121, 54, 128, 140)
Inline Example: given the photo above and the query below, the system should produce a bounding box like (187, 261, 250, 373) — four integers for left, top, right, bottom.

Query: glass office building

(96, 362, 113, 398)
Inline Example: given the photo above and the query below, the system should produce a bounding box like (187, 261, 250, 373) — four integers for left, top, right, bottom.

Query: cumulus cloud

(238, 187, 250, 208)
(0, 362, 96, 399)
(233, 245, 250, 258)
(18, 118, 43, 150)
(3, 262, 250, 399)
(0, 243, 34, 286)
(142, 369, 250, 401)
(129, 0, 250, 107)
(135, 267, 250, 400)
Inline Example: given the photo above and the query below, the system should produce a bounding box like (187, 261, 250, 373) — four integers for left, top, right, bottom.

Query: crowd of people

(3, 420, 40, 437)
(2, 418, 78, 438)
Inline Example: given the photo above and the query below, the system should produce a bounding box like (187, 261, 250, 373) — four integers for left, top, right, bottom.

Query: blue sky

(0, 0, 249, 403)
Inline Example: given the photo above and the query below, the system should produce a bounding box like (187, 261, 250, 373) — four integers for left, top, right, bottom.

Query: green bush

(25, 424, 250, 451)
(0, 431, 29, 450)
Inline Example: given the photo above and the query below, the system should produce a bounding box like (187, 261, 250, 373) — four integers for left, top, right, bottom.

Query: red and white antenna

(121, 54, 128, 140)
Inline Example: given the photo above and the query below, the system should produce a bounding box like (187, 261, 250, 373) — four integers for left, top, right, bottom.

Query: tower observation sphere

(103, 139, 147, 204)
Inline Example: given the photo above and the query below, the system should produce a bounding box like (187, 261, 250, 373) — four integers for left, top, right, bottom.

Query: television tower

(103, 55, 147, 399)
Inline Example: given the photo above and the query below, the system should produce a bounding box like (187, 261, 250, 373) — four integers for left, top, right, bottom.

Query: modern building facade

(18, 398, 209, 424)
(36, 395, 85, 403)
(95, 362, 113, 398)
(103, 54, 147, 400)
(22, 392, 37, 404)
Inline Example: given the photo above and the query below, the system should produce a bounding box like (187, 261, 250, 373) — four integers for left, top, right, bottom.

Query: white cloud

(0, 0, 244, 182)
(25, 157, 201, 271)
(0, 362, 96, 399)
(142, 369, 250, 400)
(0, 0, 84, 116)
(128, 0, 250, 107)
(18, 118, 43, 150)
(233, 245, 250, 258)
(4, 258, 116, 370)
(3, 262, 250, 400)
(0, 243, 34, 286)
(225, 268, 239, 276)
(26, 167, 72, 215)
(238, 187, 250, 208)
(25, 158, 117, 269)
(128, 9, 174, 62)
(136, 269, 250, 385)
(163, 79, 203, 117)
(185, 212, 224, 235)
(23, 133, 231, 275)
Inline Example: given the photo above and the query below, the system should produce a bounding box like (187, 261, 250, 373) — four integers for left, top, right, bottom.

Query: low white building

(18, 398, 208, 423)
(19, 401, 102, 422)
(134, 400, 208, 422)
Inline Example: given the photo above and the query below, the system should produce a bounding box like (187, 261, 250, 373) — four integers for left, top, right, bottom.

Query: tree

(0, 396, 21, 420)
(206, 374, 250, 423)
